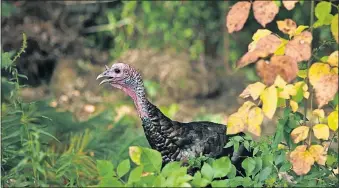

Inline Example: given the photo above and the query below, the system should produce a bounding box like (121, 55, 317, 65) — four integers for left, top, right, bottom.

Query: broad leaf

(117, 159, 131, 178)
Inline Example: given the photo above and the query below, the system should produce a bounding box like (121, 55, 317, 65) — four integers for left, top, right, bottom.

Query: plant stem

(306, 0, 315, 146)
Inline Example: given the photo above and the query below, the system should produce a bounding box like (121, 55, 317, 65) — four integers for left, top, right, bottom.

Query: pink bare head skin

(97, 63, 149, 118)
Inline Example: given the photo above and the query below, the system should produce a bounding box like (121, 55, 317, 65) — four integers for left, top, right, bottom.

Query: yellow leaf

(129, 146, 142, 165)
(297, 69, 308, 78)
(247, 107, 263, 136)
(308, 63, 331, 86)
(331, 14, 338, 43)
(289, 145, 315, 175)
(336, 105, 338, 111)
(293, 25, 309, 36)
(261, 85, 278, 119)
(313, 124, 330, 140)
(274, 38, 289, 55)
(278, 144, 287, 150)
(302, 84, 308, 92)
(309, 145, 327, 166)
(291, 126, 310, 143)
(239, 82, 267, 100)
(327, 51, 338, 67)
(227, 112, 245, 135)
(238, 101, 256, 116)
(290, 100, 298, 112)
(286, 84, 297, 96)
(274, 75, 287, 88)
(303, 91, 310, 99)
(279, 89, 290, 99)
(328, 111, 338, 131)
(312, 109, 325, 118)
(332, 67, 339, 74)
(252, 29, 272, 41)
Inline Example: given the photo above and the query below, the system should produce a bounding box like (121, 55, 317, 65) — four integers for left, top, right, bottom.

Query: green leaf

(97, 160, 115, 177)
(191, 171, 210, 187)
(234, 141, 240, 153)
(326, 155, 337, 166)
(275, 151, 286, 165)
(128, 165, 144, 184)
(313, 20, 323, 28)
(253, 147, 259, 156)
(233, 136, 244, 142)
(191, 171, 202, 187)
(241, 157, 256, 176)
(201, 163, 214, 181)
(262, 154, 274, 168)
(212, 157, 231, 178)
(227, 164, 237, 179)
(331, 14, 338, 42)
(259, 167, 272, 182)
(99, 176, 123, 187)
(140, 147, 162, 173)
(242, 177, 253, 186)
(273, 119, 285, 148)
(161, 161, 181, 177)
(211, 180, 227, 187)
(279, 162, 292, 172)
(315, 2, 332, 21)
(292, 85, 304, 103)
(227, 177, 244, 187)
(273, 0, 281, 7)
(224, 141, 233, 148)
(244, 140, 250, 151)
(252, 157, 263, 176)
(323, 14, 334, 25)
(1, 52, 13, 69)
(117, 159, 131, 178)
(320, 56, 329, 62)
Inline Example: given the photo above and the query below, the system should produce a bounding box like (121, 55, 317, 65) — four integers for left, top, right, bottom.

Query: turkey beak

(97, 70, 112, 85)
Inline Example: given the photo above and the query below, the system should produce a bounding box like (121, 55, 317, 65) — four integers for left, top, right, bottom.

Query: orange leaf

(289, 145, 315, 175)
(309, 145, 327, 166)
(237, 34, 282, 68)
(256, 55, 298, 85)
(290, 126, 309, 143)
(285, 31, 313, 62)
(253, 1, 279, 27)
(277, 19, 297, 36)
(314, 74, 338, 108)
(226, 1, 252, 33)
(283, 0, 298, 11)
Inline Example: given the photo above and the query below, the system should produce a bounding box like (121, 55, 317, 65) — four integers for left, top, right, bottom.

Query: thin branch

(306, 0, 315, 145)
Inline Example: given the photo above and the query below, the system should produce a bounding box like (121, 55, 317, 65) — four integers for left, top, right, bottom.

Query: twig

(305, 0, 315, 146)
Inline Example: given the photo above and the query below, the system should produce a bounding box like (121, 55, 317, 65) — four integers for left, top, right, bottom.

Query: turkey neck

(122, 73, 150, 120)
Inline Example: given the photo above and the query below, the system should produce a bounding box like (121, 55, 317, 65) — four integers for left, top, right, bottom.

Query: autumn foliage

(226, 1, 338, 176)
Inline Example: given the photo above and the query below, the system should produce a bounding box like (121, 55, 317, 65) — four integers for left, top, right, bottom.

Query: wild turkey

(97, 63, 252, 172)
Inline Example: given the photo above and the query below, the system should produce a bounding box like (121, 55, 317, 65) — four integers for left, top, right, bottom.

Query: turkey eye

(114, 68, 121, 74)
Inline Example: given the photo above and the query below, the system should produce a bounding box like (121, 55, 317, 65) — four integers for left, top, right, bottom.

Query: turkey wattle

(97, 63, 251, 166)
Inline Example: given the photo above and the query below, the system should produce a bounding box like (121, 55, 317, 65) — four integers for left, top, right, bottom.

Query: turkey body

(142, 101, 244, 165)
(96, 63, 251, 172)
